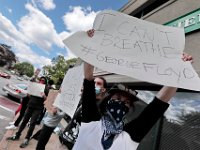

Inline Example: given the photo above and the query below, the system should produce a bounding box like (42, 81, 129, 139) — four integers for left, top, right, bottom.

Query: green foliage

(42, 55, 78, 87)
(0, 43, 17, 68)
(14, 62, 34, 77)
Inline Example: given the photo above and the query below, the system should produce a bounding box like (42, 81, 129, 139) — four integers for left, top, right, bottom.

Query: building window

(135, 91, 200, 150)
(132, 0, 170, 18)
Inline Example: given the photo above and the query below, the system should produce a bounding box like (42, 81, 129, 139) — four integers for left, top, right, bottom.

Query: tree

(14, 62, 34, 77)
(42, 55, 78, 87)
(0, 43, 17, 68)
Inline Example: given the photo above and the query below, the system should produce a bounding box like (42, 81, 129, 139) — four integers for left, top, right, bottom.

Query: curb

(0, 123, 69, 150)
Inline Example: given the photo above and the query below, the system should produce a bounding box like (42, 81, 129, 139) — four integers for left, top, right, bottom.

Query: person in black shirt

(59, 76, 107, 149)
(6, 76, 49, 148)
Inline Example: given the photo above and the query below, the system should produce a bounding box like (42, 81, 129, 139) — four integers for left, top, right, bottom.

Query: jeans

(15, 107, 43, 139)
(36, 124, 55, 150)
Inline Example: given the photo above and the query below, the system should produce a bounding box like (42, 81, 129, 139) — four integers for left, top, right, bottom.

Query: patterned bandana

(101, 99, 129, 149)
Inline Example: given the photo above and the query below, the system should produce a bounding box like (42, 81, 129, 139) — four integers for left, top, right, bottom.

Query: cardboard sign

(27, 82, 45, 97)
(63, 10, 200, 91)
(53, 64, 84, 117)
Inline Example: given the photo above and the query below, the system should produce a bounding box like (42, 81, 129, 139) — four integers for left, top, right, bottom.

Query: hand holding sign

(27, 82, 45, 97)
(54, 64, 84, 117)
(182, 52, 193, 63)
(44, 89, 59, 113)
(63, 10, 200, 91)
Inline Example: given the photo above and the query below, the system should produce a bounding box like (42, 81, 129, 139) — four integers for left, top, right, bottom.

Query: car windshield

(17, 84, 27, 90)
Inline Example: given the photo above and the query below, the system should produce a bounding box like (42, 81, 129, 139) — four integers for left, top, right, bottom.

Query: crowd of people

(4, 29, 194, 150)
(6, 76, 58, 149)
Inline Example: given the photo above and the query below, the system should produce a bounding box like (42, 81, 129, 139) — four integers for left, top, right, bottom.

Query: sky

(137, 91, 200, 123)
(0, 0, 128, 69)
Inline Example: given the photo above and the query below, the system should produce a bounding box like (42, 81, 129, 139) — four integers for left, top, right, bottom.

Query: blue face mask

(95, 87, 101, 95)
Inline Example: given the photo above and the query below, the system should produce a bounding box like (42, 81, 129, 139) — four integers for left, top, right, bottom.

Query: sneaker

(6, 135, 20, 141)
(19, 139, 29, 148)
(27, 121, 30, 127)
(9, 121, 15, 125)
(5, 124, 17, 130)
(53, 126, 60, 134)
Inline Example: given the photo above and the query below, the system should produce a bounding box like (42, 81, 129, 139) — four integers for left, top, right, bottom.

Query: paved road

(0, 74, 28, 100)
(0, 75, 71, 149)
(0, 97, 18, 140)
(0, 96, 19, 141)
(0, 75, 28, 140)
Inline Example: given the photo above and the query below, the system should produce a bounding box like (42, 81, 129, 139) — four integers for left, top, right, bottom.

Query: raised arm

(156, 86, 177, 102)
(84, 62, 94, 81)
(81, 30, 101, 122)
(156, 52, 193, 102)
(124, 52, 193, 142)
(84, 29, 95, 81)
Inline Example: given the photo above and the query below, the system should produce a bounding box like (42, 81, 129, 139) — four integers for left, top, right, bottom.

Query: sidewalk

(0, 122, 69, 150)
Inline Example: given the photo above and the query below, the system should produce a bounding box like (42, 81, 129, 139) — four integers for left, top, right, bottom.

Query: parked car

(17, 76, 24, 81)
(23, 75, 31, 81)
(0, 71, 11, 79)
(2, 83, 28, 102)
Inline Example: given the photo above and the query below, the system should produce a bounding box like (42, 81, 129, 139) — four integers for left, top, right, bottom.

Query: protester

(71, 30, 194, 150)
(6, 76, 49, 148)
(59, 76, 107, 149)
(5, 96, 29, 130)
(36, 79, 55, 125)
(4, 77, 48, 130)
(35, 106, 65, 150)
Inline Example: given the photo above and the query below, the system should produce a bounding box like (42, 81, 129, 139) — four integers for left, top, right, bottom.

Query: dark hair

(40, 76, 47, 84)
(48, 79, 54, 85)
(95, 76, 107, 88)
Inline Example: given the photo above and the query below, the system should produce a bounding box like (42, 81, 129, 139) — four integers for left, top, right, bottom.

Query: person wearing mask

(71, 30, 194, 150)
(6, 76, 49, 148)
(4, 77, 45, 130)
(59, 76, 108, 149)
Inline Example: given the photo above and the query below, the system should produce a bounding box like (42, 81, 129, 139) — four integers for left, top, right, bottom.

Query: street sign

(165, 8, 200, 34)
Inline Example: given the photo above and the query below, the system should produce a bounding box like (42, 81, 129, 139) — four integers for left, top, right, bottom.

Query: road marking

(0, 105, 14, 113)
(0, 114, 10, 121)
(0, 95, 20, 105)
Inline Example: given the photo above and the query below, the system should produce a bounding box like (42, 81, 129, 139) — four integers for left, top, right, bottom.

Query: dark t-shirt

(28, 85, 51, 110)
(28, 95, 45, 110)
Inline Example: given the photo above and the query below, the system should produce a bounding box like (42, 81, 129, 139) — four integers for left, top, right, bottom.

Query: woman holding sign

(6, 76, 50, 148)
(72, 30, 193, 150)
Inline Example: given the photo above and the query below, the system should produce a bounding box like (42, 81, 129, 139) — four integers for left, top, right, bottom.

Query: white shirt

(73, 121, 139, 150)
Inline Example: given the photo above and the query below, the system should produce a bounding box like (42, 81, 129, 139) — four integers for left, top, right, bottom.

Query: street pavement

(0, 75, 25, 141)
(0, 100, 15, 141)
(0, 74, 29, 102)
(0, 114, 68, 150)
(0, 75, 69, 150)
